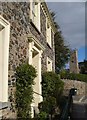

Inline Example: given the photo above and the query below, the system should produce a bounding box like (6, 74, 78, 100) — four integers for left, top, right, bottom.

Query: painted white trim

(38, 2, 40, 31)
(33, 46, 40, 53)
(38, 51, 43, 102)
(41, 2, 57, 33)
(0, 16, 10, 102)
(30, 0, 40, 31)
(47, 57, 52, 71)
(46, 18, 52, 47)
(0, 15, 10, 27)
(30, 0, 32, 20)
(28, 35, 44, 117)
(29, 42, 33, 65)
(28, 33, 45, 51)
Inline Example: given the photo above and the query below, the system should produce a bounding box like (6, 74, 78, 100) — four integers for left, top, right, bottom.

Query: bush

(15, 63, 37, 118)
(42, 72, 64, 99)
(38, 111, 48, 120)
(60, 71, 87, 82)
(40, 72, 64, 118)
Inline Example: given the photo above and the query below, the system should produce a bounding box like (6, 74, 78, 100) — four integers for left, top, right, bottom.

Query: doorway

(29, 41, 43, 117)
(0, 16, 10, 102)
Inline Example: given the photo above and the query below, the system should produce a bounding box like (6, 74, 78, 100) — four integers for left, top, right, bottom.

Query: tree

(50, 11, 70, 73)
(50, 11, 60, 29)
(55, 32, 70, 73)
(15, 63, 37, 118)
(79, 59, 87, 74)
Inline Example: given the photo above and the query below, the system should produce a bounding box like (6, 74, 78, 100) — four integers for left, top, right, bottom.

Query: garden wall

(62, 79, 87, 96)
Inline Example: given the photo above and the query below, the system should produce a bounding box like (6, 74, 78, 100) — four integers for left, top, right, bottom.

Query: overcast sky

(47, 2, 86, 62)
(47, 2, 85, 49)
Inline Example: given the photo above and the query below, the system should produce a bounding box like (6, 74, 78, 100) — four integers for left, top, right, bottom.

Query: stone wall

(30, 6, 55, 72)
(0, 2, 55, 119)
(62, 79, 87, 96)
(1, 2, 30, 119)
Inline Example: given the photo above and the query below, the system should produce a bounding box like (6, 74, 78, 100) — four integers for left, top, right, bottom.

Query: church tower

(70, 49, 79, 73)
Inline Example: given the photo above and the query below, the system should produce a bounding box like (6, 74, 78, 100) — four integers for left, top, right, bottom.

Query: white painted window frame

(30, 0, 40, 31)
(46, 18, 52, 47)
(47, 57, 52, 71)
(0, 15, 10, 102)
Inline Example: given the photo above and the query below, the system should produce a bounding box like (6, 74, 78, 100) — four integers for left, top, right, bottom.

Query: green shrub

(38, 111, 48, 120)
(40, 72, 64, 117)
(42, 72, 64, 99)
(15, 63, 37, 118)
(60, 71, 87, 82)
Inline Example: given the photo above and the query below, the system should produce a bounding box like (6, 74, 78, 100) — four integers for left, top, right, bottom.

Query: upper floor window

(0, 16, 10, 102)
(30, 0, 40, 31)
(46, 19, 52, 47)
(47, 57, 52, 71)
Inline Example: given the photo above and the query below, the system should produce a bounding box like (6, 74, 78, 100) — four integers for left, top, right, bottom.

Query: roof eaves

(41, 1, 57, 33)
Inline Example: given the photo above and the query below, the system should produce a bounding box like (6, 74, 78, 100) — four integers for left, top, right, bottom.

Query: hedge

(60, 72, 87, 83)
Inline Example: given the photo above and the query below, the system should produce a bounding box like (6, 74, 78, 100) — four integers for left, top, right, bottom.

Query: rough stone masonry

(0, 2, 55, 119)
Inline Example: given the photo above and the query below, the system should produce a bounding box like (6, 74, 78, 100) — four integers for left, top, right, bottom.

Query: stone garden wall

(62, 79, 87, 96)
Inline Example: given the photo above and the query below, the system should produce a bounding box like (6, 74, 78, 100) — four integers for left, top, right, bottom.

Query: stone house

(0, 1, 56, 119)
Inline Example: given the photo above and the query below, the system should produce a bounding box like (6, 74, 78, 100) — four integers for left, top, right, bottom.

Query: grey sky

(47, 2, 85, 49)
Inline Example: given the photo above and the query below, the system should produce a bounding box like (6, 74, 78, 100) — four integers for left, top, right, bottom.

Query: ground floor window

(0, 15, 10, 102)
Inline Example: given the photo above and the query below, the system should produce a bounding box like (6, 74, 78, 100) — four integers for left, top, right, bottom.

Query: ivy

(15, 63, 37, 119)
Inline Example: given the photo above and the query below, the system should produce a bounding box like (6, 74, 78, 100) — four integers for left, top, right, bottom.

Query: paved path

(71, 102, 87, 120)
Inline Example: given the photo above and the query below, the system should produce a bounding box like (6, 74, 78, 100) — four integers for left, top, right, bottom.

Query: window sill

(30, 19, 41, 35)
(47, 42, 52, 49)
(0, 102, 8, 110)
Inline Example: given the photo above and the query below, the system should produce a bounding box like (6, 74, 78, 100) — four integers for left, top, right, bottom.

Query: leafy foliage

(79, 59, 87, 74)
(38, 111, 48, 120)
(54, 32, 70, 73)
(42, 72, 64, 99)
(15, 63, 37, 118)
(50, 11, 70, 73)
(39, 72, 64, 118)
(50, 11, 60, 29)
(60, 71, 87, 82)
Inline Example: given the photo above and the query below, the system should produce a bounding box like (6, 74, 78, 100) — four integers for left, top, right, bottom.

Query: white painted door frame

(0, 16, 10, 102)
(29, 41, 43, 117)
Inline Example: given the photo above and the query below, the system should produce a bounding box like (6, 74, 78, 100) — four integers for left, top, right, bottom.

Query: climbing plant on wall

(15, 63, 37, 118)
